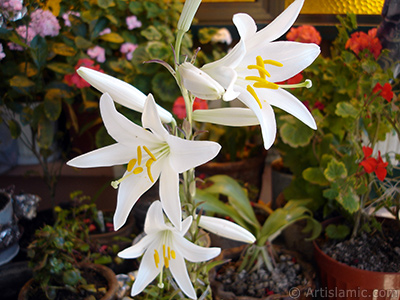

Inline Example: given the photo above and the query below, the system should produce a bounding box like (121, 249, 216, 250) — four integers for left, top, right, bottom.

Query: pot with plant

(18, 202, 119, 300)
(274, 14, 400, 299)
(195, 175, 321, 299)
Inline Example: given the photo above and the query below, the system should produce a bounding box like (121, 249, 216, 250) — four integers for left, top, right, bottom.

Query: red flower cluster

(64, 58, 104, 88)
(172, 96, 208, 119)
(372, 82, 393, 102)
(286, 25, 322, 45)
(345, 28, 382, 59)
(359, 146, 388, 181)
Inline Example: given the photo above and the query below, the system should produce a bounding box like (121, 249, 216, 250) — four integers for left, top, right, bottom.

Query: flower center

(245, 56, 311, 109)
(111, 145, 161, 189)
(154, 244, 176, 269)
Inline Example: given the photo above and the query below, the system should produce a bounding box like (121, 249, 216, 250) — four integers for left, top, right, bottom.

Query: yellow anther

(146, 158, 155, 183)
(246, 76, 279, 90)
(171, 250, 176, 259)
(154, 249, 160, 268)
(256, 56, 266, 79)
(163, 244, 166, 258)
(137, 146, 142, 165)
(143, 145, 156, 161)
(247, 65, 271, 78)
(263, 59, 283, 67)
(127, 158, 137, 172)
(247, 85, 263, 109)
(133, 167, 143, 174)
(165, 257, 169, 268)
(168, 246, 171, 260)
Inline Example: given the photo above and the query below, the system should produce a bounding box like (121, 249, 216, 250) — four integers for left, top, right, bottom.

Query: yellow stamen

(127, 158, 137, 172)
(146, 158, 155, 183)
(247, 85, 263, 109)
(168, 246, 171, 260)
(111, 172, 133, 189)
(137, 146, 142, 165)
(256, 56, 266, 79)
(154, 249, 160, 268)
(163, 244, 166, 258)
(245, 76, 279, 90)
(165, 257, 169, 268)
(133, 167, 143, 174)
(247, 65, 271, 78)
(171, 250, 176, 259)
(263, 59, 283, 67)
(143, 145, 156, 161)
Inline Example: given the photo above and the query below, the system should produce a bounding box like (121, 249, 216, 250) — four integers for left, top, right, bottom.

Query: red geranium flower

(359, 146, 388, 181)
(345, 29, 382, 59)
(64, 58, 104, 88)
(286, 25, 322, 45)
(172, 96, 208, 119)
(373, 82, 393, 102)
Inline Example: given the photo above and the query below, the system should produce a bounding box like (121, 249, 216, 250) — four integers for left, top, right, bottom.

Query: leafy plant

(196, 175, 321, 272)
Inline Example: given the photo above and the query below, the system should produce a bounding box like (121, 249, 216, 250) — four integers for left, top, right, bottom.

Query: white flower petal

(257, 88, 317, 130)
(131, 239, 163, 297)
(67, 143, 132, 168)
(173, 235, 220, 263)
(159, 162, 182, 230)
(232, 13, 257, 41)
(192, 108, 259, 127)
(202, 39, 246, 72)
(77, 67, 173, 123)
(142, 94, 170, 141)
(118, 234, 155, 258)
(179, 216, 193, 236)
(169, 253, 197, 299)
(144, 200, 168, 235)
(198, 215, 256, 243)
(178, 63, 225, 100)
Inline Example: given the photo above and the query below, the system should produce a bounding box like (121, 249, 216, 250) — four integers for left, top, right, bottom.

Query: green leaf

(324, 159, 348, 181)
(146, 41, 170, 60)
(37, 118, 54, 149)
(75, 36, 93, 49)
(151, 72, 180, 103)
(279, 116, 314, 148)
(63, 269, 82, 286)
(131, 46, 159, 74)
(52, 43, 77, 56)
(335, 102, 358, 118)
(337, 186, 359, 213)
(47, 62, 75, 74)
(99, 33, 124, 43)
(144, 1, 163, 18)
(97, 0, 114, 9)
(303, 167, 329, 186)
(128, 1, 143, 14)
(44, 90, 62, 121)
(9, 75, 35, 88)
(141, 26, 162, 41)
(30, 35, 48, 70)
(8, 119, 21, 139)
(325, 224, 350, 240)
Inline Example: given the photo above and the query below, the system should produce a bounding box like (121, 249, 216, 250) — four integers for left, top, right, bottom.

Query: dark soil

(25, 266, 109, 300)
(215, 250, 309, 298)
(321, 219, 400, 272)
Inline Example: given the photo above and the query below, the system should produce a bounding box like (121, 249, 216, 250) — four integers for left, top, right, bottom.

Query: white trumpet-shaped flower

(118, 201, 221, 299)
(198, 215, 256, 244)
(67, 93, 221, 230)
(183, 0, 320, 149)
(77, 67, 173, 123)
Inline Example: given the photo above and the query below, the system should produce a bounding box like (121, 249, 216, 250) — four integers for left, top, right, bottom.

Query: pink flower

(126, 15, 142, 30)
(286, 25, 321, 45)
(87, 45, 106, 63)
(8, 25, 36, 50)
(0, 0, 26, 21)
(99, 28, 111, 36)
(62, 11, 80, 27)
(30, 9, 60, 37)
(0, 43, 5, 60)
(64, 58, 104, 89)
(120, 42, 138, 61)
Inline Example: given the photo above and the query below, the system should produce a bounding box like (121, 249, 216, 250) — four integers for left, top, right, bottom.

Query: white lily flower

(118, 201, 221, 299)
(67, 93, 221, 230)
(77, 67, 173, 124)
(197, 215, 256, 244)
(185, 0, 320, 149)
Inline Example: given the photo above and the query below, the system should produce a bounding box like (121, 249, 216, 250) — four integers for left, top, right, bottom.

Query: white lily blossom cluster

(67, 0, 319, 298)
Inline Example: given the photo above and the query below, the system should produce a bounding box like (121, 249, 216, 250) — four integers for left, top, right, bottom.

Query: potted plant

(195, 175, 321, 299)
(275, 15, 400, 298)
(18, 200, 119, 300)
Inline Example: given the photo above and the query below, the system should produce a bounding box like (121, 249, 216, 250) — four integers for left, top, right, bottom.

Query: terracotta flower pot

(18, 263, 119, 300)
(313, 218, 400, 300)
(209, 245, 315, 300)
